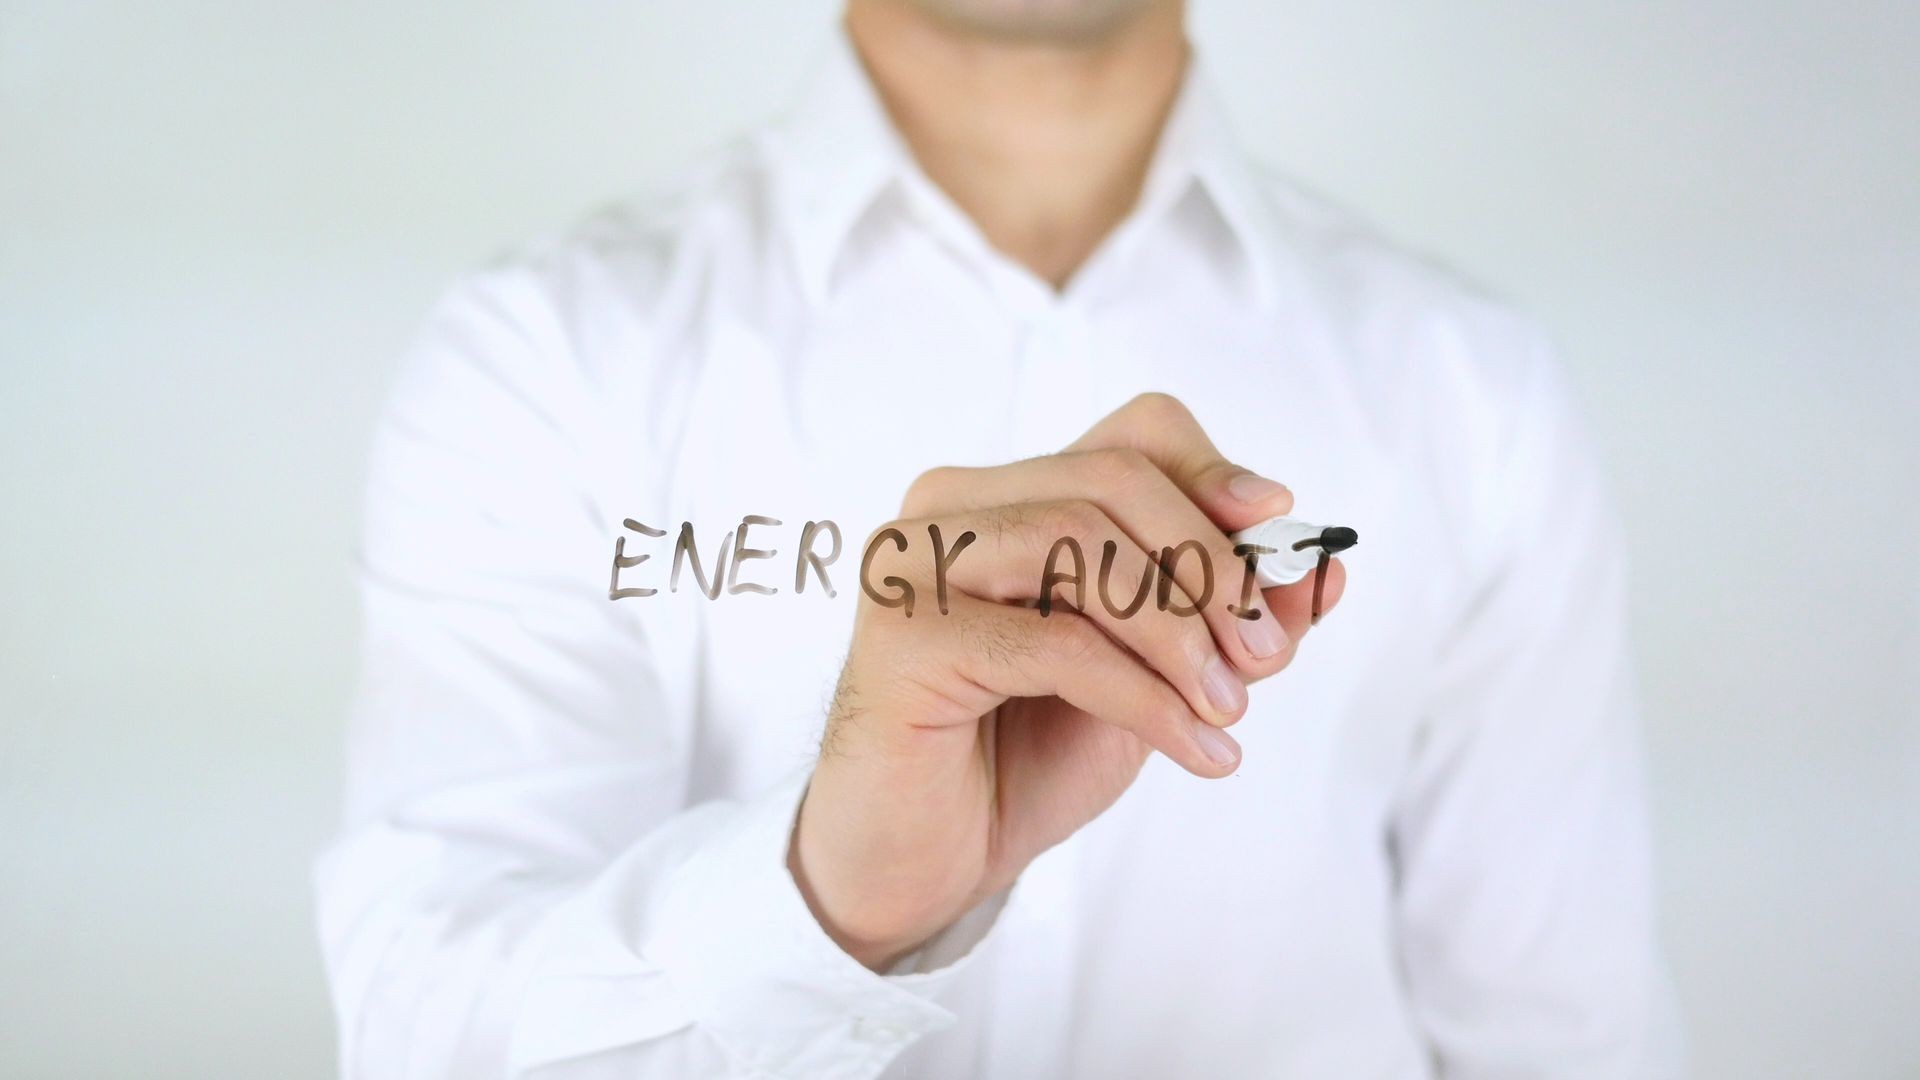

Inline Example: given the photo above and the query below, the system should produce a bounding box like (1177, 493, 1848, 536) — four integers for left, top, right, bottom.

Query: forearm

(317, 767, 995, 1079)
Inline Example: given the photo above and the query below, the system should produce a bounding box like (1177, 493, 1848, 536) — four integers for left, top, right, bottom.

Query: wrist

(786, 832, 931, 971)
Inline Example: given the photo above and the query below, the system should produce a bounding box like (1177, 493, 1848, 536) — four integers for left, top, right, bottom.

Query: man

(316, 0, 1682, 1076)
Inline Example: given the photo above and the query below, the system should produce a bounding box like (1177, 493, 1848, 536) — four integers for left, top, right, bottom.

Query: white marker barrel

(1227, 517, 1357, 588)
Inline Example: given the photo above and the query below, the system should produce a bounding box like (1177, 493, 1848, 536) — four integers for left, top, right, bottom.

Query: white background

(3, 3, 1915, 1076)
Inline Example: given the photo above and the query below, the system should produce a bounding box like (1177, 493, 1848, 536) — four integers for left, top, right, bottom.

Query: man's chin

(900, 0, 1163, 46)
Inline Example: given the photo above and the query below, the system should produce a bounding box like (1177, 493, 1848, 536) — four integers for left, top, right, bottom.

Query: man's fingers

(903, 452, 1295, 678)
(943, 594, 1240, 778)
(1065, 392, 1293, 533)
(1262, 556, 1348, 649)
(914, 501, 1249, 729)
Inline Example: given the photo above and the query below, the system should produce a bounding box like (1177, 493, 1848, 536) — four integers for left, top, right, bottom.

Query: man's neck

(844, 0, 1188, 290)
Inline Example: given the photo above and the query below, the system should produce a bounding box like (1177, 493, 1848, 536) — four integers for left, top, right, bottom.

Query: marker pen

(1227, 517, 1360, 588)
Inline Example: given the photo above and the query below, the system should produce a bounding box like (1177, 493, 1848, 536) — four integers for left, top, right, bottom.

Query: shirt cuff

(643, 765, 1004, 1078)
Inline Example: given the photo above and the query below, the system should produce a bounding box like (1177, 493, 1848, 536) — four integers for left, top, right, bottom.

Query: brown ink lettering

(1096, 540, 1154, 619)
(1038, 537, 1086, 617)
(860, 527, 915, 617)
(1227, 542, 1276, 620)
(1156, 540, 1212, 617)
(609, 518, 668, 599)
(927, 524, 976, 616)
(672, 521, 732, 600)
(727, 515, 781, 595)
(795, 519, 842, 597)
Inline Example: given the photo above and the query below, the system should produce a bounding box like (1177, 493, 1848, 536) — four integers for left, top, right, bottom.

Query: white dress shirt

(316, 36, 1682, 1080)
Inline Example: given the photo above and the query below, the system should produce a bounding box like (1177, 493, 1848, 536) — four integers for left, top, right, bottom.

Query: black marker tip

(1318, 526, 1359, 554)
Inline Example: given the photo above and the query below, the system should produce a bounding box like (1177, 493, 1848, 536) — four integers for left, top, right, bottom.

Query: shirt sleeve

(1389, 333, 1687, 1078)
(313, 263, 1000, 1079)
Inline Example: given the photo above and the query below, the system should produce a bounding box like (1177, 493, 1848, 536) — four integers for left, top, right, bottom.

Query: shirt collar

(1140, 63, 1281, 306)
(765, 31, 1278, 309)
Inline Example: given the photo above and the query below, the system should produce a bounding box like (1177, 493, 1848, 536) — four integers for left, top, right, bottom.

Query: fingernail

(1191, 720, 1241, 768)
(1227, 473, 1289, 505)
(1201, 655, 1247, 718)
(1237, 607, 1288, 659)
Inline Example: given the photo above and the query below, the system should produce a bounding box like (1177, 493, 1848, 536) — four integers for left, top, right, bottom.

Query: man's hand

(790, 393, 1348, 969)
